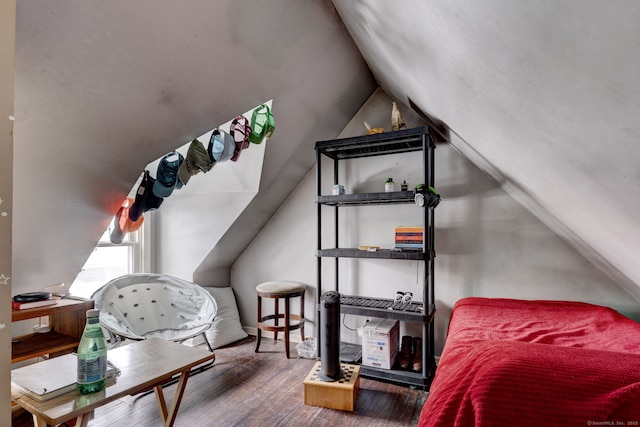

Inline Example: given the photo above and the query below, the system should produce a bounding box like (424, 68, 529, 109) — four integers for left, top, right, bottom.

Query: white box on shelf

(332, 184, 345, 195)
(361, 318, 399, 370)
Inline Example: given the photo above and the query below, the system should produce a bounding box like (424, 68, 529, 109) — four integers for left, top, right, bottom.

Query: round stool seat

(256, 281, 306, 295)
(255, 281, 306, 359)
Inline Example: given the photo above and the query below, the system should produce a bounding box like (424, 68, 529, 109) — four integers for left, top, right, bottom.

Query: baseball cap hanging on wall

(230, 115, 252, 162)
(249, 104, 275, 144)
(111, 198, 144, 244)
(207, 128, 235, 164)
(177, 139, 214, 186)
(152, 151, 184, 198)
(129, 171, 164, 222)
(208, 129, 225, 162)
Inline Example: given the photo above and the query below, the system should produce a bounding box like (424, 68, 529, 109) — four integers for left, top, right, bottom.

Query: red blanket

(419, 298, 640, 427)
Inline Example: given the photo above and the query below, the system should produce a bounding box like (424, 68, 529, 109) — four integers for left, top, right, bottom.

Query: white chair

(92, 274, 217, 364)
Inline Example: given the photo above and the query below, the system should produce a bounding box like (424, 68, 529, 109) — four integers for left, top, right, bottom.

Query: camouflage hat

(177, 139, 214, 186)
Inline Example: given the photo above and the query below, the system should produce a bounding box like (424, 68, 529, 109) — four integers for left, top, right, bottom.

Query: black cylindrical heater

(319, 290, 343, 381)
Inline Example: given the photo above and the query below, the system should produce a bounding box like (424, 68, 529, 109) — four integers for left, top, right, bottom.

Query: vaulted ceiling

(12, 1, 640, 298)
(12, 0, 376, 291)
(332, 0, 640, 299)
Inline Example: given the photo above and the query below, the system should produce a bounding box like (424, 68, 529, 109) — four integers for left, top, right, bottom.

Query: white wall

(231, 89, 639, 356)
(1, 1, 15, 422)
(149, 109, 267, 281)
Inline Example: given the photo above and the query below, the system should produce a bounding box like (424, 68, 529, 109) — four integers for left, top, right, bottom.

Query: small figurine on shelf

(364, 121, 385, 135)
(391, 102, 407, 131)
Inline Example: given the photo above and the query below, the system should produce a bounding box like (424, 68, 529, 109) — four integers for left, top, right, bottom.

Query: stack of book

(395, 226, 423, 250)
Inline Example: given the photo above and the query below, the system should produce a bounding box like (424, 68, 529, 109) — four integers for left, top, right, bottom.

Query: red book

(11, 299, 57, 310)
(395, 235, 424, 241)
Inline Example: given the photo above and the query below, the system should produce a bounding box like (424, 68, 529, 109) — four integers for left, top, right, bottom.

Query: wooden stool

(255, 281, 305, 358)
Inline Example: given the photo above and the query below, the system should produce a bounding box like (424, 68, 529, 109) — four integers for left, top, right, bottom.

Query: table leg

(76, 411, 93, 427)
(32, 410, 93, 427)
(154, 370, 191, 427)
(31, 414, 47, 427)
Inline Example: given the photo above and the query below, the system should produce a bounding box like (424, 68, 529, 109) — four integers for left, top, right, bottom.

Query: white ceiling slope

(13, 0, 640, 300)
(333, 0, 640, 298)
(12, 1, 375, 292)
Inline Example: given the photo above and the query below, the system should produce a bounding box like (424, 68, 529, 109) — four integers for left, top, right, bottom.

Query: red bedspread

(419, 297, 640, 427)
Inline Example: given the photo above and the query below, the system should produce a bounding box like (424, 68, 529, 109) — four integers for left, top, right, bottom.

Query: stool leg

(300, 292, 305, 342)
(284, 295, 291, 359)
(255, 295, 262, 353)
(273, 297, 279, 342)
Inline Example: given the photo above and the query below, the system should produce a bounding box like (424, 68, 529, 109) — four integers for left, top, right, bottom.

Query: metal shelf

(316, 248, 430, 261)
(317, 191, 415, 206)
(315, 126, 433, 160)
(315, 126, 437, 390)
(340, 295, 434, 323)
(358, 359, 436, 390)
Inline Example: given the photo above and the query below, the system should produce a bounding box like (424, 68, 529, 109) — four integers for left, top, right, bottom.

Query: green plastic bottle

(77, 308, 107, 394)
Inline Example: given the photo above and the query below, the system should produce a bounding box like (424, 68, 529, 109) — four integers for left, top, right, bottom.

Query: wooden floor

(13, 336, 428, 427)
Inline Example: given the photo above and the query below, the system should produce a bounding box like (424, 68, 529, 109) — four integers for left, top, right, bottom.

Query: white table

(12, 337, 216, 427)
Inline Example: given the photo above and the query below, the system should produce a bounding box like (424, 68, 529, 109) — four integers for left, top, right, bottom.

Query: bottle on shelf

(385, 178, 395, 192)
(77, 308, 107, 394)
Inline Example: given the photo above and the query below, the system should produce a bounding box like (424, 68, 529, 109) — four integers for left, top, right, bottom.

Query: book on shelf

(395, 226, 423, 233)
(11, 298, 57, 310)
(11, 353, 118, 402)
(395, 243, 423, 249)
(395, 235, 423, 242)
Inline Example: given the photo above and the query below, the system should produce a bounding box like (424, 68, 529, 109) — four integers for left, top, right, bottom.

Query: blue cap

(152, 151, 184, 198)
(207, 129, 235, 163)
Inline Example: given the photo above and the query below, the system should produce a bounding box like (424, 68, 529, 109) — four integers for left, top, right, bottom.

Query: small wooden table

(12, 337, 215, 427)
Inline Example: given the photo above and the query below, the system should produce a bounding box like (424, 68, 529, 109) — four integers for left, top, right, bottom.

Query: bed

(418, 297, 640, 427)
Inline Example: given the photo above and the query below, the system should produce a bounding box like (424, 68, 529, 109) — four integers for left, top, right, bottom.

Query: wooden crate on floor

(303, 361, 360, 411)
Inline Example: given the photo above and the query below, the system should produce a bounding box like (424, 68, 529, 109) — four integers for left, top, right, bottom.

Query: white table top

(12, 337, 215, 426)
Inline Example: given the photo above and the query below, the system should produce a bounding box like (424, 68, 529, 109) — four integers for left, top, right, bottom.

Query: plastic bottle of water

(77, 308, 107, 394)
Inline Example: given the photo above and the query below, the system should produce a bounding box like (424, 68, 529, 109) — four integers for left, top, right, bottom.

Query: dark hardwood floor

(13, 336, 428, 427)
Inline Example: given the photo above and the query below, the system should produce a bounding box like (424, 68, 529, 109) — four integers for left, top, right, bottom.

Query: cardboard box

(361, 318, 399, 369)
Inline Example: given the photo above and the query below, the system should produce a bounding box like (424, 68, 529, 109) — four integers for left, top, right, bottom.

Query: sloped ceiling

(333, 0, 640, 298)
(12, 1, 375, 292)
(12, 1, 640, 299)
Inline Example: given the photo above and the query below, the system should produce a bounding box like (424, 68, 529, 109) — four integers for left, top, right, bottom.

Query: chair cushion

(256, 281, 306, 295)
(202, 286, 248, 349)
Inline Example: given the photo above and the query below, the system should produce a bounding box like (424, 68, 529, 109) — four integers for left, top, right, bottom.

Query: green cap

(177, 139, 214, 186)
(249, 104, 275, 144)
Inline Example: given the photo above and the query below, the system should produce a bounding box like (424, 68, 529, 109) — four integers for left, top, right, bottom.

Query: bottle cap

(386, 178, 393, 182)
(86, 308, 100, 317)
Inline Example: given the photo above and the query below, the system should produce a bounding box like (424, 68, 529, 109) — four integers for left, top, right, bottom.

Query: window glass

(69, 222, 142, 299)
